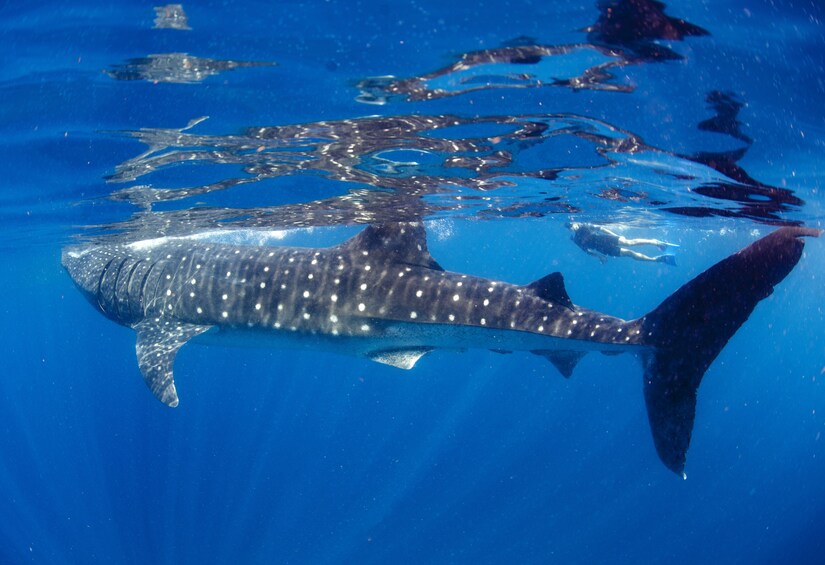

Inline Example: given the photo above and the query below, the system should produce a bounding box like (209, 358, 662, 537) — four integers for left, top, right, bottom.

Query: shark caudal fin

(639, 227, 820, 475)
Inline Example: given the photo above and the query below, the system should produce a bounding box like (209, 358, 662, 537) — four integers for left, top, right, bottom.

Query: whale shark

(62, 224, 819, 474)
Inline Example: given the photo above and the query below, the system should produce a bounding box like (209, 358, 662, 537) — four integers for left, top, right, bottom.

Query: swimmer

(568, 222, 678, 265)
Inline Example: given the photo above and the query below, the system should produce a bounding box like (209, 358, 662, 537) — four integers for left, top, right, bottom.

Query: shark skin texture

(62, 224, 820, 475)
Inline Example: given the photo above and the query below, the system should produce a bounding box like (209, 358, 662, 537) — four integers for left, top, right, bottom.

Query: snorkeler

(568, 222, 678, 265)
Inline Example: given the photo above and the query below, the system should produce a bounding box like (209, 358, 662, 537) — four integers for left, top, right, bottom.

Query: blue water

(2, 1, 825, 563)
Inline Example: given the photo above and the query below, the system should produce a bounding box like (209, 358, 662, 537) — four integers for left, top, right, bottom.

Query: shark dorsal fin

(342, 223, 444, 271)
(525, 272, 574, 310)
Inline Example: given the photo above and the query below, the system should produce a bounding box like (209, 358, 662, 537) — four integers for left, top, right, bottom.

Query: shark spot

(416, 290, 423, 298)
(358, 303, 366, 312)
(483, 299, 489, 306)
(255, 303, 261, 310)
(360, 283, 368, 291)
(481, 318, 486, 325)
(331, 294, 338, 302)
(308, 274, 314, 280)
(303, 290, 310, 298)
(365, 265, 371, 271)
(166, 274, 171, 280)
(197, 307, 203, 314)
(166, 289, 172, 296)
(311, 259, 318, 265)
(277, 304, 283, 311)
(410, 311, 418, 319)
(330, 314, 338, 323)
(452, 294, 460, 302)
(360, 324, 370, 332)
(189, 292, 195, 298)
(190, 278, 197, 285)
(487, 287, 494, 293)
(449, 314, 455, 321)
(538, 325, 544, 332)
(264, 266, 270, 272)
(260, 282, 266, 289)
(303, 313, 311, 320)
(274, 322, 281, 328)
(398, 272, 405, 277)
(222, 294, 228, 300)
(457, 282, 463, 287)
(222, 312, 228, 318)
(226, 271, 232, 277)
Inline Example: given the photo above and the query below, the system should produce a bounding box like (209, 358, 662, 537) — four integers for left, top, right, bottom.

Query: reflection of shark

(106, 53, 273, 84)
(63, 225, 819, 475)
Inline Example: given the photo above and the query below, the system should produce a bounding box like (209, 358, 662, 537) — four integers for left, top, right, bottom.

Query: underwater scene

(2, 1, 824, 563)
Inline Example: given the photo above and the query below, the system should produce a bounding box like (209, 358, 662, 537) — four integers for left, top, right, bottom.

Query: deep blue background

(1, 1, 825, 563)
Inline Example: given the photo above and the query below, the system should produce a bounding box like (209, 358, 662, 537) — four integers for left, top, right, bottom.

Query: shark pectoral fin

(133, 319, 213, 407)
(367, 347, 433, 370)
(532, 350, 586, 378)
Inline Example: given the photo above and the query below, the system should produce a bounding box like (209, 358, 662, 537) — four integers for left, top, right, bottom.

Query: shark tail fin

(639, 227, 820, 475)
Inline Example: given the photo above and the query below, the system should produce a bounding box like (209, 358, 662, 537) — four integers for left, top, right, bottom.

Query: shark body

(63, 224, 819, 474)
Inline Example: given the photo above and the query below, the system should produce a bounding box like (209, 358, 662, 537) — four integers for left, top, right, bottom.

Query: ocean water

(2, 1, 825, 563)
